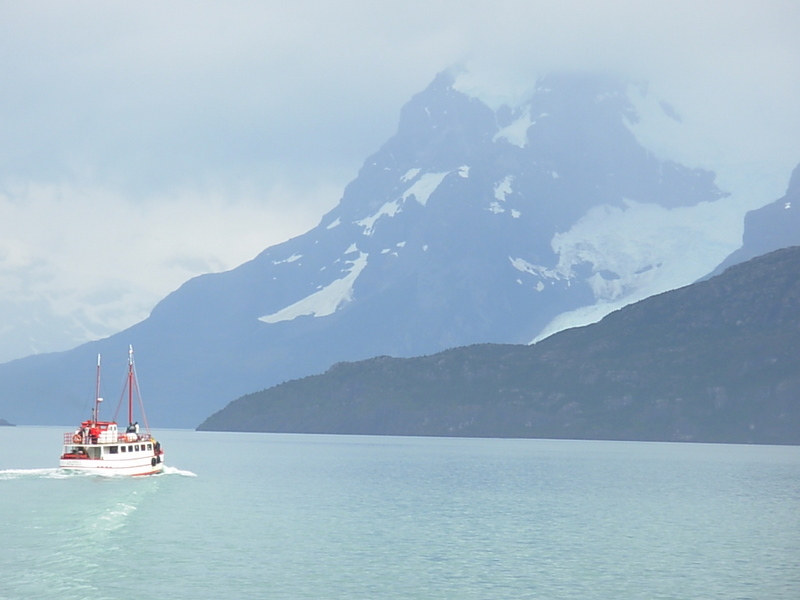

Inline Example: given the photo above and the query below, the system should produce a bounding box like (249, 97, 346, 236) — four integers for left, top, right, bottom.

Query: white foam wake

(0, 467, 78, 480)
(1, 466, 196, 479)
(160, 465, 197, 477)
(94, 502, 139, 532)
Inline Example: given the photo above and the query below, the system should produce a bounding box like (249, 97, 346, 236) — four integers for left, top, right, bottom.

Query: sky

(0, 0, 798, 362)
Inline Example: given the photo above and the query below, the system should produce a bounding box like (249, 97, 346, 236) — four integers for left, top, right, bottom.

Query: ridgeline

(198, 247, 800, 444)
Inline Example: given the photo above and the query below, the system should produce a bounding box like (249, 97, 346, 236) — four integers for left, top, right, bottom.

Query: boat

(60, 345, 165, 476)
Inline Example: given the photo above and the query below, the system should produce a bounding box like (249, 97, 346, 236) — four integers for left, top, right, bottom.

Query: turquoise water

(2, 427, 799, 599)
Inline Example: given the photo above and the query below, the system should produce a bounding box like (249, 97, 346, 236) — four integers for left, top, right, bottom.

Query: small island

(0, 418, 15, 426)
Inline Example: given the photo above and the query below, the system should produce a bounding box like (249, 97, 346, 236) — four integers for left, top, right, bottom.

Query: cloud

(0, 179, 334, 360)
(2, 1, 797, 191)
(0, 1, 463, 194)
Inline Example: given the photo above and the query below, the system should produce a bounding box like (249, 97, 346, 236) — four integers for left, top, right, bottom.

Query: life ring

(151, 457, 157, 467)
(72, 433, 82, 444)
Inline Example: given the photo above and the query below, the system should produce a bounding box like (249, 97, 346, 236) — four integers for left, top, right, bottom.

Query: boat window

(147, 443, 152, 450)
(121, 445, 127, 452)
(135, 444, 140, 451)
(108, 446, 118, 454)
(128, 445, 133, 452)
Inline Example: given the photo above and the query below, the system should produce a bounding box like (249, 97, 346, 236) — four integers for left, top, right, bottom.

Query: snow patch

(260, 252, 368, 324)
(401, 168, 421, 182)
(494, 176, 514, 202)
(356, 200, 402, 236)
(355, 171, 449, 237)
(382, 241, 405, 256)
(325, 217, 341, 230)
(494, 108, 533, 147)
(488, 202, 504, 214)
(272, 253, 302, 265)
(458, 166, 470, 178)
(403, 172, 449, 207)
(509, 257, 564, 281)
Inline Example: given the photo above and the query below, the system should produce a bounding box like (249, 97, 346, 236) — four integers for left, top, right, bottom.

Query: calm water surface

(1, 427, 799, 599)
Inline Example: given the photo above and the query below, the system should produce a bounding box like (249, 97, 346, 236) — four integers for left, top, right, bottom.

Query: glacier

(260, 252, 369, 324)
(532, 198, 746, 342)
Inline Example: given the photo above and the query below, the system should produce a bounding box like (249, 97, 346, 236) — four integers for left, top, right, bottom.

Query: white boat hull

(59, 453, 165, 476)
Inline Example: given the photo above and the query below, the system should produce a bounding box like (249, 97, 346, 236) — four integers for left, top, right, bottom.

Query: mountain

(0, 71, 756, 427)
(707, 164, 800, 277)
(199, 247, 800, 445)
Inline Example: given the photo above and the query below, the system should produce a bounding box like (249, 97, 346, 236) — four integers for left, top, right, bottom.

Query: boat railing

(63, 431, 154, 445)
(118, 432, 152, 442)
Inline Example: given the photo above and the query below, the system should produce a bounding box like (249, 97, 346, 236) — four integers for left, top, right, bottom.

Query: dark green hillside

(198, 247, 800, 444)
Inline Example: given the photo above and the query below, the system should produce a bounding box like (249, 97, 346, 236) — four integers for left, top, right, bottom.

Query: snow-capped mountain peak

(0, 70, 774, 427)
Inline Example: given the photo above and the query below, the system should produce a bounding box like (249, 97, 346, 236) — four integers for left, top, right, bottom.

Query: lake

(2, 427, 799, 599)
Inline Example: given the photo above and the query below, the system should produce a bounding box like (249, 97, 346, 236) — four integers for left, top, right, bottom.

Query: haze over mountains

(0, 70, 796, 428)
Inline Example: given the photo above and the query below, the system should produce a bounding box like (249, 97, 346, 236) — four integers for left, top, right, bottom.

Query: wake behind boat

(60, 345, 165, 476)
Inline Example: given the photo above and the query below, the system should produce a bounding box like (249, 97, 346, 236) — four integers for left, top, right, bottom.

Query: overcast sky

(1, 0, 798, 361)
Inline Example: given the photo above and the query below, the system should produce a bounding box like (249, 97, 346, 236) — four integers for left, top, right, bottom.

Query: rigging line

(130, 349, 153, 434)
(111, 361, 129, 423)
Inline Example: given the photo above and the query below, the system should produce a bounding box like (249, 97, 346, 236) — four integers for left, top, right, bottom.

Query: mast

(128, 345, 134, 426)
(94, 354, 102, 423)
